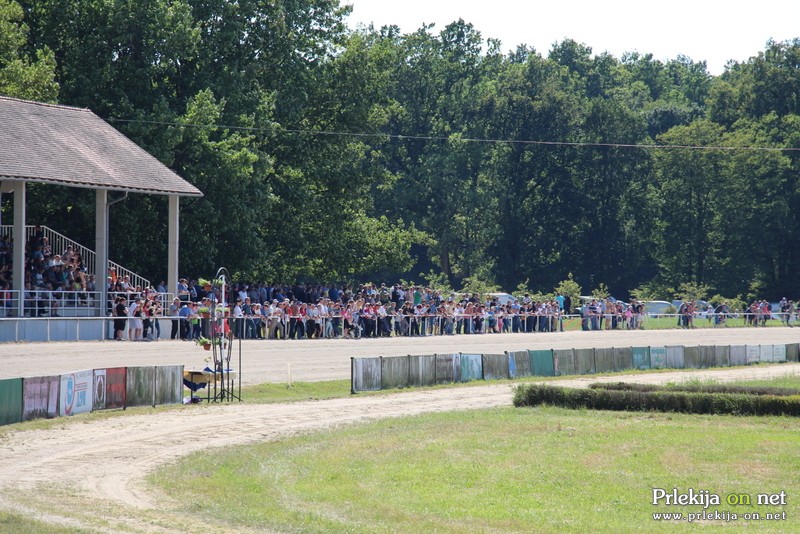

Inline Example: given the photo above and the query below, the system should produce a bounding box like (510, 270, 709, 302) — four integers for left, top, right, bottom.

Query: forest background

(2, 0, 800, 304)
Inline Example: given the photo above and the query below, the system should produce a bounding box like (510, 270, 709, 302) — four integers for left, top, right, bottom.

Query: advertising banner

(105, 367, 126, 409)
(508, 351, 531, 378)
(650, 346, 667, 369)
(381, 356, 410, 390)
(351, 358, 382, 392)
(460, 354, 483, 382)
(126, 366, 156, 407)
(631, 347, 650, 370)
(409, 355, 436, 387)
(93, 369, 107, 410)
(482, 353, 509, 380)
(528, 349, 555, 377)
(435, 353, 461, 384)
(59, 370, 93, 416)
(0, 378, 23, 426)
(23, 375, 59, 421)
(154, 365, 183, 406)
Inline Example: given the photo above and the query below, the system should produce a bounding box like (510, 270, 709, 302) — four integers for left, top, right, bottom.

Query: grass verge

(149, 406, 799, 533)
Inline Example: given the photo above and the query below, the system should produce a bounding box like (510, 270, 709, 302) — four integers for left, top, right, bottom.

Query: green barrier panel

(698, 346, 716, 368)
(574, 348, 595, 374)
(553, 349, 576, 376)
(787, 343, 799, 362)
(714, 345, 730, 367)
(435, 353, 461, 384)
(126, 366, 156, 407)
(409, 355, 436, 387)
(614, 347, 633, 371)
(774, 344, 787, 363)
(632, 347, 650, 370)
(746, 345, 760, 365)
(759, 345, 774, 363)
(528, 349, 555, 377)
(729, 345, 746, 366)
(155, 365, 183, 406)
(23, 376, 59, 421)
(0, 378, 23, 426)
(482, 354, 509, 380)
(594, 348, 615, 373)
(650, 346, 667, 369)
(683, 346, 701, 368)
(381, 356, 410, 390)
(460, 354, 483, 382)
(507, 351, 532, 378)
(666, 346, 684, 368)
(352, 357, 382, 392)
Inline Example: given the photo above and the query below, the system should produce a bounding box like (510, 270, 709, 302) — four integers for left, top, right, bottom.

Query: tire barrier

(1, 365, 181, 426)
(355, 342, 800, 392)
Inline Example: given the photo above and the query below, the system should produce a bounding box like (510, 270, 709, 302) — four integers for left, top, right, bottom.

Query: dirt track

(1, 328, 799, 532)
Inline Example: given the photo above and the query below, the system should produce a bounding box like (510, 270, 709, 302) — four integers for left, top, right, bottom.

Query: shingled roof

(0, 96, 202, 197)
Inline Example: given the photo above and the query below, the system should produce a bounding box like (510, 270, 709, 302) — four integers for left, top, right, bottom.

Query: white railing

(0, 224, 151, 290)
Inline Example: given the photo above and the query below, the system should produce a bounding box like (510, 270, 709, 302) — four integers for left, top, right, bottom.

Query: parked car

(643, 301, 673, 315)
(486, 292, 516, 306)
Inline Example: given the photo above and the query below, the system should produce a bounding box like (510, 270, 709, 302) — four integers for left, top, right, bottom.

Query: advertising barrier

(482, 353, 509, 380)
(460, 353, 483, 382)
(665, 346, 684, 369)
(528, 349, 555, 377)
(773, 344, 787, 363)
(23, 375, 59, 421)
(729, 345, 747, 366)
(507, 351, 531, 379)
(155, 365, 183, 406)
(594, 347, 615, 373)
(93, 369, 107, 411)
(574, 348, 596, 374)
(553, 349, 575, 376)
(614, 346, 633, 372)
(746, 345, 760, 365)
(631, 347, 650, 370)
(683, 346, 701, 368)
(435, 353, 461, 384)
(713, 345, 730, 367)
(650, 346, 667, 369)
(0, 378, 23, 426)
(351, 357, 382, 392)
(760, 345, 775, 363)
(409, 355, 436, 387)
(126, 366, 156, 407)
(105, 367, 127, 409)
(59, 370, 93, 416)
(787, 343, 800, 362)
(381, 355, 410, 390)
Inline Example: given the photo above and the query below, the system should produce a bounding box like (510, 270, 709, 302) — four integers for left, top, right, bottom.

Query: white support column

(12, 182, 25, 316)
(95, 189, 108, 332)
(167, 195, 179, 299)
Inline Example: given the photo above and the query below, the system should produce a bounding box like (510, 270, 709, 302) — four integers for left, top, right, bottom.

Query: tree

(0, 0, 57, 101)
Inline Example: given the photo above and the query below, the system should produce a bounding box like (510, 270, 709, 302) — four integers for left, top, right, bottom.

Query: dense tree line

(2, 0, 800, 301)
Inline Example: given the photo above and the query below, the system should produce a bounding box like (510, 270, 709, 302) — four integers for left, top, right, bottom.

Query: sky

(345, 0, 800, 75)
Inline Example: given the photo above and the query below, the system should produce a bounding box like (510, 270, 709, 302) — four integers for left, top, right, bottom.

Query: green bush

(589, 381, 800, 397)
(514, 384, 800, 416)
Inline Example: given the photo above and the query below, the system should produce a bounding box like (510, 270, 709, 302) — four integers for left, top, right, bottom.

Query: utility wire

(108, 117, 800, 152)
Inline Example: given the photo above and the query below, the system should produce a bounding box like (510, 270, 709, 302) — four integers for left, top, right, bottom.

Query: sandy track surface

(1, 329, 799, 532)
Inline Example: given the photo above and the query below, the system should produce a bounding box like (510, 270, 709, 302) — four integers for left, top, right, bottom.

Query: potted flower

(198, 306, 210, 318)
(198, 278, 212, 291)
(196, 336, 212, 350)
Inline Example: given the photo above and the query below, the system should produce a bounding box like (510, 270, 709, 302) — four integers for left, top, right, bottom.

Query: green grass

(721, 374, 800, 389)
(0, 510, 85, 534)
(149, 406, 799, 533)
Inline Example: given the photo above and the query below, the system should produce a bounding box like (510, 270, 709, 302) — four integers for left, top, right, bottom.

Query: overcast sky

(345, 0, 800, 75)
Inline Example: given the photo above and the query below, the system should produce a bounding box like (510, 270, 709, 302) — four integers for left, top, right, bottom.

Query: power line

(108, 117, 800, 152)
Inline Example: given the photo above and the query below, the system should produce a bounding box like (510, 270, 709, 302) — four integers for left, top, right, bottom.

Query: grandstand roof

(0, 96, 202, 197)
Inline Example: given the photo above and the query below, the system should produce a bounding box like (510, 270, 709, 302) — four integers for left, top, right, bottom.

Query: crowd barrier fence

(0, 365, 182, 427)
(352, 343, 800, 392)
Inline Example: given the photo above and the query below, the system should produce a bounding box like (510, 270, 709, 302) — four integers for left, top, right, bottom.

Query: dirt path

(0, 330, 799, 532)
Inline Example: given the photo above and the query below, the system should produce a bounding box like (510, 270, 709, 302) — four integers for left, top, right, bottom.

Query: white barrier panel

(773, 344, 787, 363)
(760, 345, 775, 363)
(746, 345, 761, 365)
(22, 376, 59, 421)
(60, 369, 93, 416)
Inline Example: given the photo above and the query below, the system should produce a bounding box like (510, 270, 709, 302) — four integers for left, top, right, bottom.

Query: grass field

(148, 375, 800, 533)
